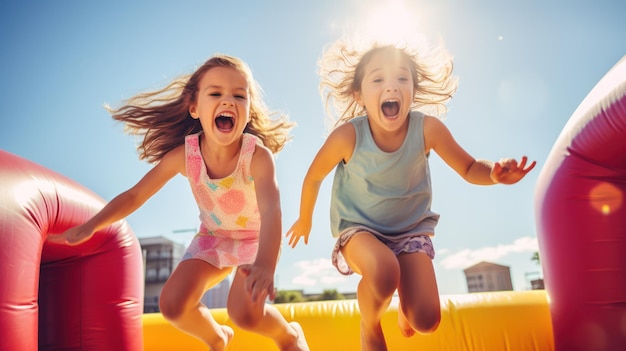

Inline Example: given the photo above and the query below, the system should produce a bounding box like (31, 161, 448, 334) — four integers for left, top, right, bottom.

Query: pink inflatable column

(0, 150, 144, 351)
(535, 56, 626, 351)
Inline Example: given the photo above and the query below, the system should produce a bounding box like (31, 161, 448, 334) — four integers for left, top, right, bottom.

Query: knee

(227, 302, 262, 330)
(406, 306, 441, 334)
(159, 289, 187, 322)
(367, 261, 400, 299)
(416, 313, 441, 334)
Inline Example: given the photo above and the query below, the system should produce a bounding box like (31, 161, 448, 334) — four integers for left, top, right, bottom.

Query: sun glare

(360, 0, 424, 46)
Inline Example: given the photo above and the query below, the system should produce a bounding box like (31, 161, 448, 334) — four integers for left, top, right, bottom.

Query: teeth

(218, 112, 235, 118)
(382, 100, 400, 117)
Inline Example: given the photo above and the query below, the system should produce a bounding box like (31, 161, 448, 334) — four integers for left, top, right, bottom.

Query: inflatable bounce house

(535, 54, 626, 351)
(0, 150, 145, 350)
(1, 55, 624, 351)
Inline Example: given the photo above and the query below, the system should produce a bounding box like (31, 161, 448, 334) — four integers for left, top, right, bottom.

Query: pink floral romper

(181, 132, 261, 268)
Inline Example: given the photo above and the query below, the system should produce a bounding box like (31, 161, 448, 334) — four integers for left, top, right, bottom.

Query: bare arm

(50, 145, 186, 245)
(424, 116, 535, 185)
(240, 145, 282, 302)
(286, 123, 355, 248)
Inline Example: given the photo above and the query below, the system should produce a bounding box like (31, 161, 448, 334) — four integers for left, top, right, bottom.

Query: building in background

(139, 236, 230, 312)
(463, 261, 513, 293)
(525, 271, 545, 290)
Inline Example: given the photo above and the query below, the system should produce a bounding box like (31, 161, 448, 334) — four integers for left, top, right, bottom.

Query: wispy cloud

(290, 258, 347, 287)
(288, 236, 539, 288)
(437, 236, 538, 269)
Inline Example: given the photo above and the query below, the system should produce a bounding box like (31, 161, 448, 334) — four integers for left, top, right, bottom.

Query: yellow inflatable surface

(143, 290, 554, 351)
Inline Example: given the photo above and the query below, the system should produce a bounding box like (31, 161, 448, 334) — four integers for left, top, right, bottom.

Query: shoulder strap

(185, 132, 203, 183)
(239, 133, 261, 182)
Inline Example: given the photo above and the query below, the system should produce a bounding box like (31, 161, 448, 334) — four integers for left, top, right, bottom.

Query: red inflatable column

(535, 56, 626, 351)
(0, 150, 144, 351)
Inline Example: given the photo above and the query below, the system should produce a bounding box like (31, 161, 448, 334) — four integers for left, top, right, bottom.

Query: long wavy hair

(106, 54, 294, 163)
(318, 37, 458, 133)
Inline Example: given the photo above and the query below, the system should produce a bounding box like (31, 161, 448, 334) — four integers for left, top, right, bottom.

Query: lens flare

(589, 182, 623, 215)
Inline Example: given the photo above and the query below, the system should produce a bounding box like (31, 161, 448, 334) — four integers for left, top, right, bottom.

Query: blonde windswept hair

(106, 54, 294, 163)
(318, 35, 459, 133)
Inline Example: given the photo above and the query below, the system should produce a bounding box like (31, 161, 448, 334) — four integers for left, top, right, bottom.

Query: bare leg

(397, 303, 416, 337)
(227, 268, 309, 351)
(159, 260, 234, 351)
(341, 232, 401, 351)
(287, 321, 309, 351)
(397, 252, 441, 335)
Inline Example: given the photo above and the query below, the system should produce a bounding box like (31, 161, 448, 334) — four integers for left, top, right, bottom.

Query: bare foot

(360, 321, 387, 351)
(210, 325, 234, 351)
(221, 325, 234, 349)
(397, 307, 416, 338)
(284, 322, 310, 351)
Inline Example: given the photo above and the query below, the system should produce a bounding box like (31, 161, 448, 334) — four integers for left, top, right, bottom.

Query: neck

(199, 133, 243, 178)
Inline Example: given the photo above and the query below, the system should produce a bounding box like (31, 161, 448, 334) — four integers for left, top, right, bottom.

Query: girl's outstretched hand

(491, 156, 537, 184)
(239, 264, 275, 303)
(285, 219, 312, 248)
(47, 225, 95, 246)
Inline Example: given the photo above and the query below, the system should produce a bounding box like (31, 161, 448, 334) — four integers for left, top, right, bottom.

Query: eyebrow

(202, 85, 248, 93)
(366, 66, 410, 76)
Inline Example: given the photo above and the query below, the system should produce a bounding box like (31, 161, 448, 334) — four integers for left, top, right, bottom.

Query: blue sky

(1, 0, 624, 295)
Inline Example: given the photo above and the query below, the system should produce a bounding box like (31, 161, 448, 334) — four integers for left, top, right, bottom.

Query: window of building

(146, 268, 157, 281)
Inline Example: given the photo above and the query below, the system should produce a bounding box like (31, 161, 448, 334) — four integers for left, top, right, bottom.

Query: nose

(385, 85, 398, 92)
(221, 98, 235, 107)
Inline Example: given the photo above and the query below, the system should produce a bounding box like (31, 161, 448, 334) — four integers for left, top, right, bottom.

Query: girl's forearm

(84, 191, 143, 233)
(298, 178, 323, 222)
(254, 211, 282, 270)
(465, 159, 497, 185)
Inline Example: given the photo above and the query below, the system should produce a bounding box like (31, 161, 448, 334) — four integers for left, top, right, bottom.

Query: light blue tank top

(330, 111, 439, 237)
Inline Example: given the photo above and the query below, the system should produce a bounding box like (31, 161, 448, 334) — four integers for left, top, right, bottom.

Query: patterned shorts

(331, 225, 435, 275)
(181, 230, 258, 269)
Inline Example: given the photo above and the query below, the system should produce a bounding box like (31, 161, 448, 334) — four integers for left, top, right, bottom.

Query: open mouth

(215, 114, 235, 132)
(381, 100, 400, 117)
